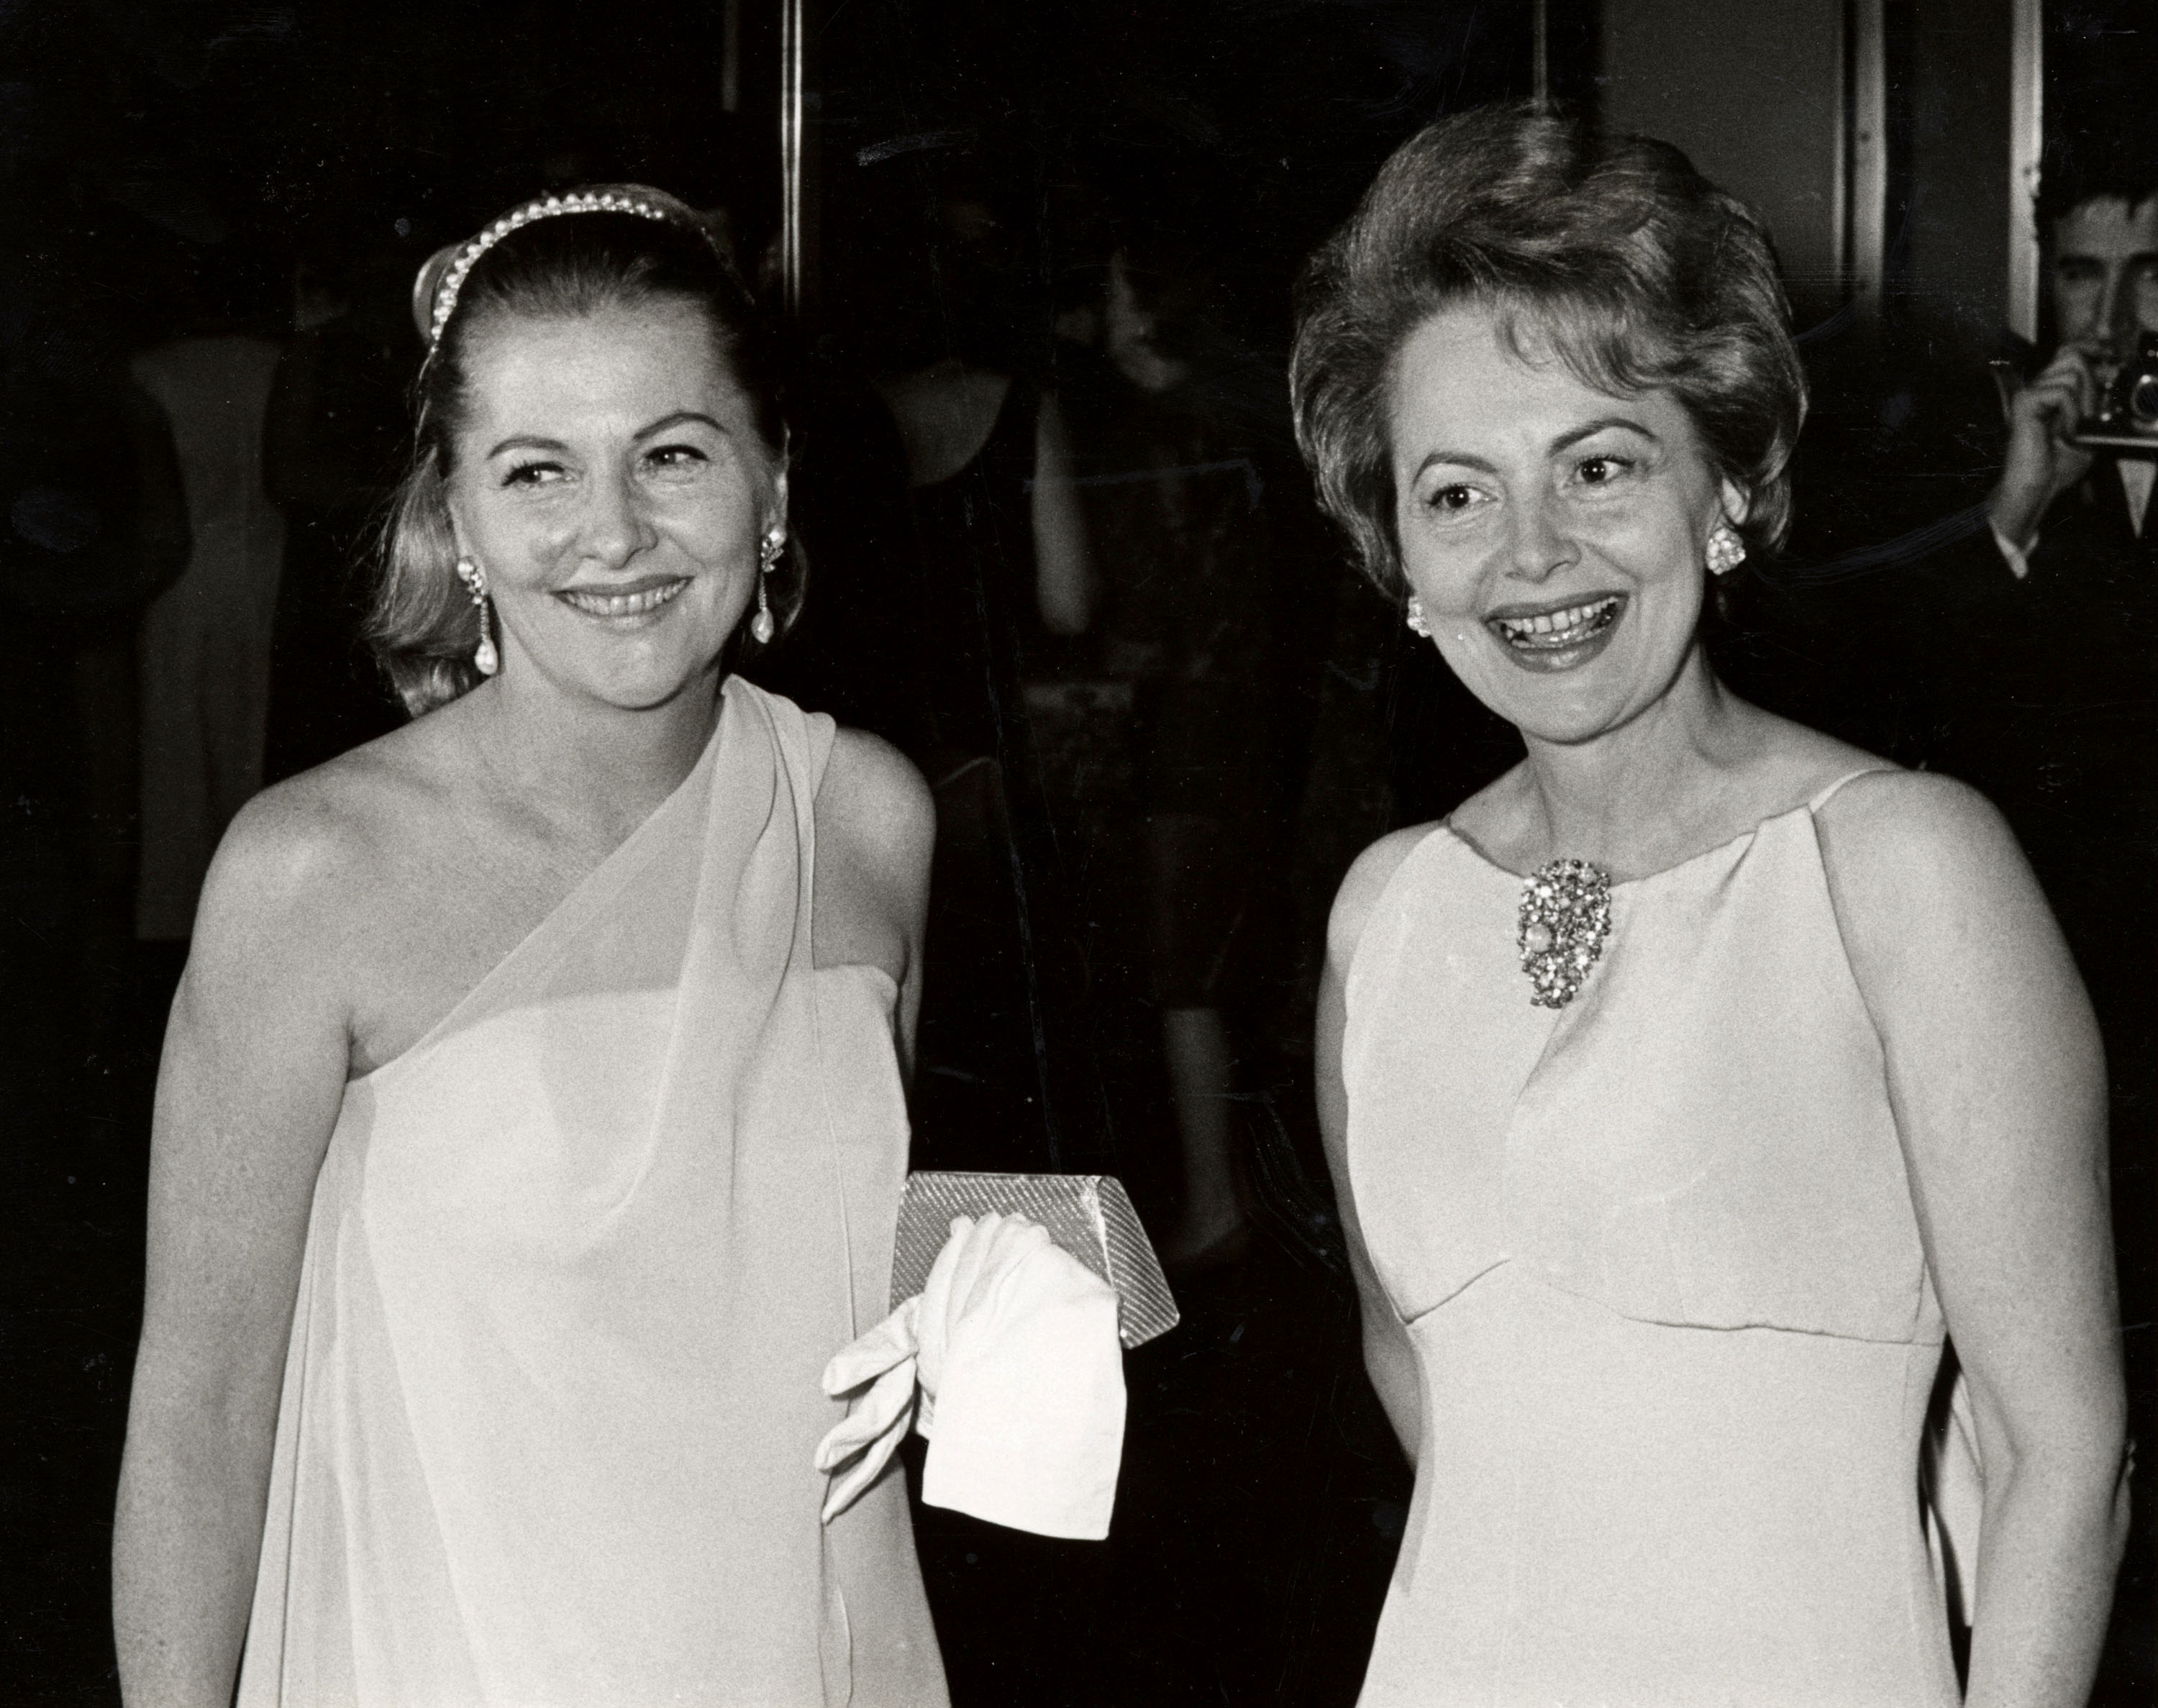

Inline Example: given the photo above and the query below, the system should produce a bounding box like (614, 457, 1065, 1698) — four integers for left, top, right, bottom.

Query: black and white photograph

(2, 1, 2153, 1702)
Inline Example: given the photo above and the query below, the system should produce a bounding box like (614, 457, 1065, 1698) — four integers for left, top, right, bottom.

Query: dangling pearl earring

(455, 556, 499, 676)
(1706, 521, 1747, 576)
(752, 530, 784, 645)
(1405, 594, 1432, 637)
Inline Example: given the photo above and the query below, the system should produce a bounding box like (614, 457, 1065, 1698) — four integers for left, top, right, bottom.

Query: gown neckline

(347, 688, 731, 1087)
(1437, 766, 1888, 892)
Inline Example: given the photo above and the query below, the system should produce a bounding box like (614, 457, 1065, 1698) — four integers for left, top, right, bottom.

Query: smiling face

(1386, 304, 1742, 748)
(444, 299, 783, 713)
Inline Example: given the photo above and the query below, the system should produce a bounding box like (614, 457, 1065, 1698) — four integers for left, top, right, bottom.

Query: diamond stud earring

(1706, 521, 1747, 577)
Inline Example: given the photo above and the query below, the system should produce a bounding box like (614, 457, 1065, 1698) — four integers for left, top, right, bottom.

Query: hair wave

(1289, 102, 1807, 598)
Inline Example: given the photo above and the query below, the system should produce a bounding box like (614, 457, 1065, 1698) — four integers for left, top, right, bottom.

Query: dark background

(3, 2, 2151, 1702)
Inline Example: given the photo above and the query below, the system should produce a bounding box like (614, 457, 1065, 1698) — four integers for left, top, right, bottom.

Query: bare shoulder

(190, 719, 450, 979)
(811, 728, 932, 981)
(1812, 767, 2031, 910)
(1328, 821, 1444, 973)
(1813, 767, 2075, 1019)
(197, 767, 376, 951)
(818, 727, 934, 870)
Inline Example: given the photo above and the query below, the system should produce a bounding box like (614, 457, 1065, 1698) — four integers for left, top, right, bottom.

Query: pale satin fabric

(1342, 773, 1962, 1707)
(131, 335, 287, 940)
(238, 678, 947, 1708)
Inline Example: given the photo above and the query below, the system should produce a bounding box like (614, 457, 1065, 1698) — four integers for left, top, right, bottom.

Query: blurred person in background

(0, 201, 191, 1051)
(1906, 135, 2158, 1682)
(1928, 140, 2158, 1164)
(131, 243, 287, 951)
(1065, 234, 1290, 1270)
(867, 165, 1103, 1179)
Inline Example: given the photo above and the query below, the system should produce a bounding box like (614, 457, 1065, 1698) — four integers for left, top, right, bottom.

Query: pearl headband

(411, 184, 729, 352)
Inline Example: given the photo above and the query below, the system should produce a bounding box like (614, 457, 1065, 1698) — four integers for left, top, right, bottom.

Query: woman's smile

(1386, 305, 1741, 744)
(1485, 591, 1627, 672)
(555, 574, 693, 622)
(445, 301, 784, 711)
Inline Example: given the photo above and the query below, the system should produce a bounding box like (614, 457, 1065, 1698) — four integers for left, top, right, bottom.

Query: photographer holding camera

(1930, 143, 2158, 1464)
(1988, 178, 2158, 572)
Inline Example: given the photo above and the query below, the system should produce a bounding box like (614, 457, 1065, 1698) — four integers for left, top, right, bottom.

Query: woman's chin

(1454, 626, 1703, 749)
(522, 648, 727, 715)
(1458, 655, 1628, 746)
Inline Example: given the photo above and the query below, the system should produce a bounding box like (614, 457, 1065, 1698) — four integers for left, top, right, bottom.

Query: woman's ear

(1718, 478, 1752, 529)
(770, 467, 790, 537)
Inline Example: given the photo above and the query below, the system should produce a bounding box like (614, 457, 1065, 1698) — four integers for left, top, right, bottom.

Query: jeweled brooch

(1517, 859, 1613, 1009)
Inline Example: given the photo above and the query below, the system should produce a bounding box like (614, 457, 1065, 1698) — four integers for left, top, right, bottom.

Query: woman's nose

(578, 469, 657, 567)
(1506, 492, 1575, 582)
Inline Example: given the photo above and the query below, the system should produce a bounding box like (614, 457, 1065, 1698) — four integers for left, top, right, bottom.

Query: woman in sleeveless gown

(1292, 106, 2129, 1704)
(111, 189, 950, 1707)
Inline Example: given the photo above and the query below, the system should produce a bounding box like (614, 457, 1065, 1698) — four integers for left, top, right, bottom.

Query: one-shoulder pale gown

(1342, 776, 1962, 1707)
(238, 679, 948, 1707)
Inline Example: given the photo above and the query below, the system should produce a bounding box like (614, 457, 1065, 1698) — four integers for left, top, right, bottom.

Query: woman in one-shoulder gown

(237, 680, 942, 1704)
(114, 190, 950, 1707)
(1294, 107, 2128, 1705)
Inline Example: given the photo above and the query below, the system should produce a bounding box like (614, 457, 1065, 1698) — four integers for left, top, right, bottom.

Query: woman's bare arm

(1821, 772, 2129, 1708)
(813, 727, 935, 1080)
(113, 792, 358, 1707)
(1316, 827, 1430, 1463)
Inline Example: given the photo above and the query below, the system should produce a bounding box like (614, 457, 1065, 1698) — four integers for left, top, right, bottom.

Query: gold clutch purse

(890, 1172, 1181, 1350)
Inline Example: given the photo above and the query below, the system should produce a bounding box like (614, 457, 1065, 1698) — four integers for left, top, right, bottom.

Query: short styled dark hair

(371, 189, 799, 716)
(1290, 102, 1806, 595)
(2035, 111, 2158, 232)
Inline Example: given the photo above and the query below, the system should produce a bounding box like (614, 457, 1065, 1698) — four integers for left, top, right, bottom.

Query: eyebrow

(486, 411, 729, 460)
(1412, 448, 1500, 478)
(486, 433, 569, 459)
(635, 410, 729, 441)
(1411, 416, 1658, 480)
(1552, 416, 1659, 452)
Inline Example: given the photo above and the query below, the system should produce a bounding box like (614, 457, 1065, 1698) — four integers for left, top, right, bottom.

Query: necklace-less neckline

(1439, 766, 1891, 891)
(350, 688, 735, 1087)
(1441, 799, 1799, 892)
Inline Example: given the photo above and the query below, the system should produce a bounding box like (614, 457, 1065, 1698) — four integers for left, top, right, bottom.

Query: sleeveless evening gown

(237, 678, 947, 1707)
(1341, 772, 1961, 1707)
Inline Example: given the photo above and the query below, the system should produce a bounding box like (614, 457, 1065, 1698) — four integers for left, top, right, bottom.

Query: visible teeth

(1495, 596, 1618, 644)
(560, 580, 688, 617)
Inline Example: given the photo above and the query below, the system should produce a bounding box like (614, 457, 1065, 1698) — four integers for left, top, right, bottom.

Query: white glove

(816, 1212, 1126, 1538)
(815, 1292, 922, 1523)
(815, 1213, 1042, 1520)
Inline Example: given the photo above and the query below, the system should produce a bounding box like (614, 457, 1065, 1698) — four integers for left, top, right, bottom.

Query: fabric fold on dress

(240, 677, 946, 1708)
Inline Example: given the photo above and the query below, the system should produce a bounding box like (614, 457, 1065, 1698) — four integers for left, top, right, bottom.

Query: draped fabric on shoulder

(240, 677, 946, 1708)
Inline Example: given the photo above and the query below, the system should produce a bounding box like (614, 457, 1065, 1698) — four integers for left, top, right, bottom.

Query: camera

(2074, 331, 2158, 447)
